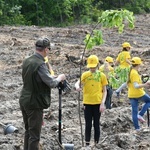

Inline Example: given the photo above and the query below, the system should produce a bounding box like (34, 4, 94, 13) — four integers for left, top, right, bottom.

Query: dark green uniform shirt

(19, 53, 58, 109)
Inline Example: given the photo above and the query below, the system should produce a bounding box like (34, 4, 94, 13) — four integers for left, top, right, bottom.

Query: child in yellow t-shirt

(99, 56, 114, 78)
(99, 56, 114, 109)
(75, 55, 108, 147)
(114, 42, 132, 97)
(115, 42, 131, 69)
(127, 57, 150, 132)
(43, 56, 55, 123)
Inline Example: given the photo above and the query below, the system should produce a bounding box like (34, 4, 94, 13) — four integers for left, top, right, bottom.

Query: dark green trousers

(20, 105, 43, 150)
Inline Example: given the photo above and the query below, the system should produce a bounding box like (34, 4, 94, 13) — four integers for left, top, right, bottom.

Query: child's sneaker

(85, 146, 91, 150)
(138, 115, 146, 123)
(136, 129, 141, 132)
(94, 142, 101, 149)
(133, 129, 141, 135)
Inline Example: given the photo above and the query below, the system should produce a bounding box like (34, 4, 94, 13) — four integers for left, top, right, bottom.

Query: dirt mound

(0, 14, 150, 150)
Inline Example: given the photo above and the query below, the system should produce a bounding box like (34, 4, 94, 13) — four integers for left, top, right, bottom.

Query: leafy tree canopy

(0, 0, 149, 26)
(84, 9, 135, 50)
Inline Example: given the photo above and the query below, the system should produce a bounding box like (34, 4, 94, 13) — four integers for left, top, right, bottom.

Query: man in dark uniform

(19, 37, 66, 150)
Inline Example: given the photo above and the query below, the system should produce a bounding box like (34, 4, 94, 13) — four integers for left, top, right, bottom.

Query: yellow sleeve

(99, 65, 104, 72)
(50, 70, 55, 75)
(44, 56, 48, 63)
(101, 72, 108, 86)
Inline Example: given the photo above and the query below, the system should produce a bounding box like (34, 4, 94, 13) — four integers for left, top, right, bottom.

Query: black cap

(35, 37, 50, 50)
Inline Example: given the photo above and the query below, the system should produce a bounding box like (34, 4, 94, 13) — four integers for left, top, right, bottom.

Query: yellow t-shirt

(81, 70, 108, 104)
(128, 69, 145, 98)
(116, 51, 131, 68)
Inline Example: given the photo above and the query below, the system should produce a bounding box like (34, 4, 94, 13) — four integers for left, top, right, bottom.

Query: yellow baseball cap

(131, 57, 142, 65)
(122, 42, 131, 48)
(87, 55, 99, 68)
(105, 56, 114, 63)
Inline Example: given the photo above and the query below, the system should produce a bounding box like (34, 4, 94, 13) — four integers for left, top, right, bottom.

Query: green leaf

(84, 9, 135, 50)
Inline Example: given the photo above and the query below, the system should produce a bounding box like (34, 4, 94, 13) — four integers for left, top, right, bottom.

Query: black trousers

(105, 85, 113, 109)
(84, 104, 101, 144)
(20, 105, 43, 150)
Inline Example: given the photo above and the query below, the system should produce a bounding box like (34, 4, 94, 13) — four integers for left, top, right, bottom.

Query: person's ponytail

(127, 64, 138, 83)
(127, 66, 132, 84)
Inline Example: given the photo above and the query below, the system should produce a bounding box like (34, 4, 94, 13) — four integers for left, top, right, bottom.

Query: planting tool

(57, 81, 74, 150)
(141, 74, 150, 127)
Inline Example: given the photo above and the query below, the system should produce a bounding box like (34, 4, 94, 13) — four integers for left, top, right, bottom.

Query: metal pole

(141, 75, 150, 127)
(58, 87, 62, 144)
(147, 109, 150, 127)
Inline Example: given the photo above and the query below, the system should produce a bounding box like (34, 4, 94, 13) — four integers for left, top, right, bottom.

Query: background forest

(0, 0, 150, 26)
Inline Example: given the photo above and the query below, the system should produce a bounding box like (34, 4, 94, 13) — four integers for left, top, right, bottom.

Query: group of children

(45, 42, 150, 149)
(74, 42, 150, 149)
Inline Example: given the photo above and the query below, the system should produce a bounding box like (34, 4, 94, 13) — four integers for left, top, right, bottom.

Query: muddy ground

(0, 14, 150, 150)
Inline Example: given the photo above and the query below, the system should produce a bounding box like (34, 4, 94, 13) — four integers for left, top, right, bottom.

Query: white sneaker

(138, 115, 146, 123)
(85, 146, 91, 150)
(131, 129, 141, 135)
(95, 143, 101, 149)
